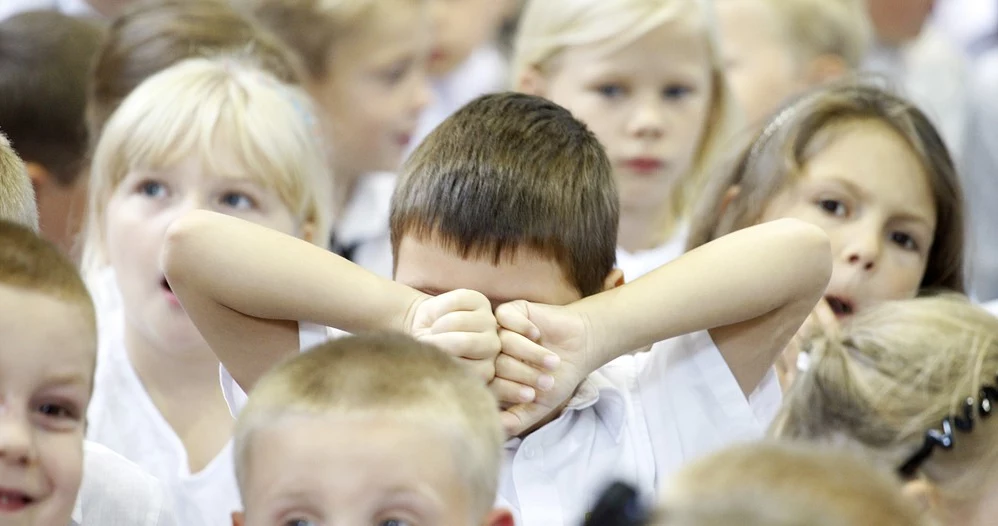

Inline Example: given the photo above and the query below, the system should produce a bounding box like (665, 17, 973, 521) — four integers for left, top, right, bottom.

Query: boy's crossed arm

(495, 218, 833, 435)
(161, 210, 556, 402)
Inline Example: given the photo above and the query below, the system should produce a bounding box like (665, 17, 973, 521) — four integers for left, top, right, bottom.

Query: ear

(231, 511, 245, 526)
(902, 478, 939, 515)
(516, 65, 548, 97)
(802, 54, 849, 86)
(602, 268, 626, 292)
(718, 185, 741, 218)
(24, 162, 53, 193)
(482, 508, 515, 526)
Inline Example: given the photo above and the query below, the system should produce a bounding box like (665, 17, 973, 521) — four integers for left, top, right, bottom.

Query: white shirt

(864, 27, 970, 157)
(71, 441, 177, 526)
(88, 302, 241, 526)
(499, 331, 780, 526)
(615, 226, 689, 282)
(332, 172, 395, 278)
(983, 300, 998, 318)
(0, 0, 99, 20)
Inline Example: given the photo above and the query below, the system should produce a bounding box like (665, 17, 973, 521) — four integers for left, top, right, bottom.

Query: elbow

(776, 218, 833, 300)
(161, 210, 216, 285)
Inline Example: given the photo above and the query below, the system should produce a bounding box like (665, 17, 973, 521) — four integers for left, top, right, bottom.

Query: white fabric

(863, 27, 970, 157)
(615, 226, 689, 282)
(220, 323, 346, 417)
(498, 330, 779, 526)
(88, 304, 241, 526)
(983, 300, 998, 318)
(334, 172, 395, 278)
(931, 0, 997, 53)
(0, 0, 98, 20)
(963, 50, 998, 302)
(70, 441, 177, 526)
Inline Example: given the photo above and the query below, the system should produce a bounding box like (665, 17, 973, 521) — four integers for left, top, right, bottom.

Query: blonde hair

(234, 333, 503, 521)
(750, 0, 872, 69)
(687, 82, 965, 294)
(82, 54, 332, 278)
(656, 441, 931, 526)
(0, 131, 39, 232)
(512, 0, 739, 221)
(772, 294, 998, 506)
(235, 0, 420, 81)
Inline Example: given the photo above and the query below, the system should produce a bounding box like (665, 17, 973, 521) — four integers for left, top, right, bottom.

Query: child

(0, 218, 177, 526)
(0, 11, 104, 255)
(715, 0, 871, 128)
(234, 0, 433, 276)
(512, 0, 739, 280)
(687, 83, 965, 386)
(231, 333, 512, 526)
(650, 442, 930, 526)
(163, 92, 833, 525)
(771, 294, 998, 526)
(79, 55, 331, 526)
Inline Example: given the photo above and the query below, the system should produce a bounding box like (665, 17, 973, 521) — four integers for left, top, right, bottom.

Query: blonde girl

(772, 294, 998, 526)
(81, 55, 331, 526)
(512, 0, 740, 280)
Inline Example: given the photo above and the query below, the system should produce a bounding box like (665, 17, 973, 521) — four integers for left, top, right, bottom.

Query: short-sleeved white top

(88, 297, 241, 526)
(70, 441, 177, 526)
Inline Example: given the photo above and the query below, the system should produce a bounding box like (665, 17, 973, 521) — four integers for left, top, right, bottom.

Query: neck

(331, 162, 362, 224)
(123, 325, 222, 400)
(617, 204, 679, 253)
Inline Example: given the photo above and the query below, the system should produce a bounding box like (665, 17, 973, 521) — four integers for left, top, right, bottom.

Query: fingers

(495, 301, 541, 341)
(496, 351, 555, 392)
(499, 403, 553, 437)
(811, 298, 840, 337)
(429, 310, 497, 335)
(499, 328, 560, 372)
(418, 332, 499, 365)
(489, 378, 537, 406)
(420, 289, 493, 322)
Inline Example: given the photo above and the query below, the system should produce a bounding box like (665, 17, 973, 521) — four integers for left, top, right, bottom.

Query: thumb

(495, 300, 540, 341)
(499, 402, 549, 437)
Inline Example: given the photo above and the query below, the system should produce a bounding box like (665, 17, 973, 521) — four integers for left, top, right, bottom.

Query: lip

(396, 133, 413, 147)
(824, 294, 855, 318)
(622, 158, 665, 174)
(429, 48, 447, 62)
(0, 487, 34, 512)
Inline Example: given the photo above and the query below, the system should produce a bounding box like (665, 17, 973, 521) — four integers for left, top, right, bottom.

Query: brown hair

(771, 294, 998, 505)
(390, 92, 618, 297)
(0, 219, 94, 318)
(234, 332, 503, 521)
(657, 441, 931, 526)
(687, 82, 965, 294)
(0, 131, 38, 231)
(234, 0, 412, 81)
(88, 0, 302, 139)
(0, 11, 105, 185)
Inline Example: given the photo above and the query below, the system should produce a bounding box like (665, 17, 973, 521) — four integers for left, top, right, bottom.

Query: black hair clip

(584, 482, 649, 526)
(897, 375, 998, 478)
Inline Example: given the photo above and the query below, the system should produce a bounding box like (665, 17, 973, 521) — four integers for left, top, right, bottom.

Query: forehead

(716, 0, 786, 48)
(556, 14, 711, 77)
(803, 121, 936, 219)
(393, 235, 583, 306)
(0, 285, 95, 386)
(244, 414, 466, 511)
(332, 1, 428, 61)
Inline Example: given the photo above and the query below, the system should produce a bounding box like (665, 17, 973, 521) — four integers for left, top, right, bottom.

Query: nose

(625, 98, 665, 140)
(0, 406, 35, 466)
(841, 228, 882, 272)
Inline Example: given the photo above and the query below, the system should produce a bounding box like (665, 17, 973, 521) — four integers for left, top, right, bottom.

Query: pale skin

(232, 414, 513, 526)
(163, 211, 831, 435)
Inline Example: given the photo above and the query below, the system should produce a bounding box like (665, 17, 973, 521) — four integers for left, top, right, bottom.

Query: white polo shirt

(71, 441, 177, 526)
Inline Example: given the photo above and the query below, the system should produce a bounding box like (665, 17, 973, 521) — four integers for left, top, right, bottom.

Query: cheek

(40, 433, 84, 502)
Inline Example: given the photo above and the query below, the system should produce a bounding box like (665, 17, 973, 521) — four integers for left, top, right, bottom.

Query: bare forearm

(162, 211, 418, 333)
(577, 218, 831, 369)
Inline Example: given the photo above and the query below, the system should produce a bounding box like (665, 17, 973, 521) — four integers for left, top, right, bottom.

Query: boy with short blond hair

(232, 332, 511, 526)
(164, 92, 832, 525)
(716, 0, 872, 126)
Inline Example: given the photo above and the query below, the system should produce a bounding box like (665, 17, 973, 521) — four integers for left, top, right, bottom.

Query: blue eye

(380, 520, 411, 526)
(138, 181, 167, 199)
(220, 192, 255, 210)
(595, 84, 625, 98)
(37, 404, 76, 420)
(662, 85, 692, 99)
(285, 520, 315, 526)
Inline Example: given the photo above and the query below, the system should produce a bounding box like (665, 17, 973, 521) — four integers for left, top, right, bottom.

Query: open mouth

(825, 295, 854, 316)
(0, 490, 33, 511)
(161, 277, 172, 293)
